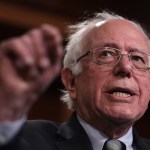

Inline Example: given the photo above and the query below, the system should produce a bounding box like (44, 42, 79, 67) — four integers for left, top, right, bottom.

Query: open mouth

(107, 88, 136, 97)
(112, 91, 131, 97)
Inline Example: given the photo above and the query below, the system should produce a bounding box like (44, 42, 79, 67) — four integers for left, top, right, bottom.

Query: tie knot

(103, 139, 126, 150)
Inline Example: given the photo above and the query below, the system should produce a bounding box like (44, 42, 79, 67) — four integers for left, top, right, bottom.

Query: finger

(20, 34, 39, 79)
(41, 24, 64, 65)
(5, 35, 42, 80)
(28, 28, 51, 72)
(33, 64, 62, 94)
(41, 24, 62, 44)
(0, 38, 36, 70)
(0, 54, 39, 120)
(0, 53, 28, 92)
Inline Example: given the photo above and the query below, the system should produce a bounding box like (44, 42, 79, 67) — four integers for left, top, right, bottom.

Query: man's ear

(61, 68, 76, 101)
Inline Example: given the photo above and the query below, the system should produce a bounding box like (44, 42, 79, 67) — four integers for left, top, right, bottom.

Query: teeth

(112, 92, 131, 97)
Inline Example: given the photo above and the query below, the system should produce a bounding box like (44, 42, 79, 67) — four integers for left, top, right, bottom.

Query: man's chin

(104, 113, 137, 125)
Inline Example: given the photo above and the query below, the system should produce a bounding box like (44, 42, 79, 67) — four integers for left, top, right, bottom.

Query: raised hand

(0, 24, 63, 121)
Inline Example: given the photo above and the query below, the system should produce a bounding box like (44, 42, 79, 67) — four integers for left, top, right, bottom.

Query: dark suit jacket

(1, 112, 150, 150)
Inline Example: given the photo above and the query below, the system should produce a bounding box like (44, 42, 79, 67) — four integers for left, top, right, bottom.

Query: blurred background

(0, 0, 150, 138)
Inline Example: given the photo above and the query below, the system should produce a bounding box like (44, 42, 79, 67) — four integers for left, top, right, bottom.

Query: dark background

(0, 0, 150, 138)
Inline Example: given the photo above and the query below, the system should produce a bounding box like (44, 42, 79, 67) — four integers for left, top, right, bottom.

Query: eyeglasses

(76, 47, 150, 71)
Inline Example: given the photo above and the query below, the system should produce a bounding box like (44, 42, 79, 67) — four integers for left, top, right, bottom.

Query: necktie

(102, 139, 126, 150)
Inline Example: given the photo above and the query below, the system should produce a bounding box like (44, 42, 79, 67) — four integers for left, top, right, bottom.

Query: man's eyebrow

(101, 43, 148, 53)
(101, 43, 119, 48)
(126, 47, 148, 53)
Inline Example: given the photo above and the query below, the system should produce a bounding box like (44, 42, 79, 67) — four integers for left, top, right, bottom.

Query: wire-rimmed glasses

(76, 47, 150, 71)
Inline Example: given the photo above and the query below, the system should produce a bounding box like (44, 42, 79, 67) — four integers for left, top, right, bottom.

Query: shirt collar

(77, 115, 133, 150)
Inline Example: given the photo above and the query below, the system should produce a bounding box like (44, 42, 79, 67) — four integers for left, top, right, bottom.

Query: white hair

(61, 11, 150, 110)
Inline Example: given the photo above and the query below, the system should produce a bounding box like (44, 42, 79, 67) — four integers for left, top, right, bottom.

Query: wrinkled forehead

(83, 19, 150, 53)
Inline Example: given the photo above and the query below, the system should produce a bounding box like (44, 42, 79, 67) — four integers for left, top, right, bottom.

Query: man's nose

(113, 54, 133, 77)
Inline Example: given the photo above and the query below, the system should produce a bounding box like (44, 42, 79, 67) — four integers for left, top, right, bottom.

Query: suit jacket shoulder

(1, 113, 150, 150)
(0, 113, 93, 150)
(0, 120, 60, 150)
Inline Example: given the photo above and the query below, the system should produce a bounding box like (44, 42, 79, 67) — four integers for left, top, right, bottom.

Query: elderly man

(0, 11, 150, 150)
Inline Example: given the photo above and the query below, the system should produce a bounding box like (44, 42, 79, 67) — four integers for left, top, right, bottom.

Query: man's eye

(99, 50, 115, 58)
(131, 56, 145, 64)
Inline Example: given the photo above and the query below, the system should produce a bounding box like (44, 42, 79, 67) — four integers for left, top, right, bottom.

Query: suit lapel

(55, 114, 150, 150)
(55, 112, 93, 150)
(133, 129, 150, 150)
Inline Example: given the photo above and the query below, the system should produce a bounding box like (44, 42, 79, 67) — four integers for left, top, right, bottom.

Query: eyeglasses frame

(75, 47, 150, 71)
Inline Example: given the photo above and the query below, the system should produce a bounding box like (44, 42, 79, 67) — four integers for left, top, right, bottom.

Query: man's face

(74, 20, 150, 126)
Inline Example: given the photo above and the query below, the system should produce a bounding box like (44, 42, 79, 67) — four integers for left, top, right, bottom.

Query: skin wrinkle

(67, 19, 150, 138)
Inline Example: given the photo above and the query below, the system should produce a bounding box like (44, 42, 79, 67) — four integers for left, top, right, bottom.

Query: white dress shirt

(78, 116, 134, 150)
(0, 117, 26, 145)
